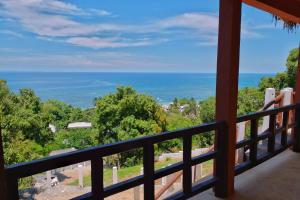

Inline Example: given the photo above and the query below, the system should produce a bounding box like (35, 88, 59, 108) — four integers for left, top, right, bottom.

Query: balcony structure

(191, 149, 300, 200)
(0, 0, 300, 200)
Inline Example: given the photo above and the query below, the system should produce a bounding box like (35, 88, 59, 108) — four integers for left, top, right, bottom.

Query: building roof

(67, 122, 92, 129)
(49, 148, 77, 156)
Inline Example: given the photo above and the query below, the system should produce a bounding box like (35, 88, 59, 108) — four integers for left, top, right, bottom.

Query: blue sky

(0, 0, 299, 73)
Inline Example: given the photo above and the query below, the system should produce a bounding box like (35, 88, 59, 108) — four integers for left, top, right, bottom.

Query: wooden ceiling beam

(243, 0, 300, 23)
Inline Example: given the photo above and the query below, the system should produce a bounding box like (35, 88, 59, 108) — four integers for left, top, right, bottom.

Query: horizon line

(0, 71, 277, 74)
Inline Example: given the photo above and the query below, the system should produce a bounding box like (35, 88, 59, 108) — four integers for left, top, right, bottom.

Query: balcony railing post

(293, 44, 300, 152)
(143, 142, 154, 200)
(293, 106, 300, 152)
(250, 119, 258, 162)
(214, 122, 229, 197)
(183, 135, 192, 197)
(6, 176, 19, 200)
(91, 158, 104, 200)
(0, 126, 7, 200)
(281, 111, 289, 146)
(268, 114, 276, 153)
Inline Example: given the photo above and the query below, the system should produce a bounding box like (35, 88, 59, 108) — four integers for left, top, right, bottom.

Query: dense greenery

(259, 48, 299, 91)
(93, 86, 166, 144)
(93, 86, 167, 166)
(199, 87, 264, 126)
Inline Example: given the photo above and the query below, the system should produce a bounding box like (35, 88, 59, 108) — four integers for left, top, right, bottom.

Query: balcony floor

(190, 149, 300, 200)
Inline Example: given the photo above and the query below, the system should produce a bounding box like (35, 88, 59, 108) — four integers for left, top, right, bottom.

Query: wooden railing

(1, 103, 300, 200)
(3, 121, 226, 200)
(235, 103, 299, 175)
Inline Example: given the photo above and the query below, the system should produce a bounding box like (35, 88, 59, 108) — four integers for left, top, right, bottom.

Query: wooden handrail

(261, 93, 284, 111)
(155, 171, 182, 200)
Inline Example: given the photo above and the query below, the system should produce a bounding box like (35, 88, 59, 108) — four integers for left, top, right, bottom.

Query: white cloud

(0, 0, 264, 49)
(0, 30, 24, 38)
(156, 13, 218, 33)
(0, 51, 177, 71)
(66, 37, 167, 49)
(89, 9, 111, 16)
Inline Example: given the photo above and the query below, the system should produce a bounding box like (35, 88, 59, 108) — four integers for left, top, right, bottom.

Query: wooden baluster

(293, 44, 300, 152)
(143, 143, 154, 200)
(293, 106, 300, 152)
(281, 111, 289, 146)
(215, 122, 229, 197)
(0, 127, 7, 200)
(6, 176, 19, 200)
(91, 158, 104, 200)
(250, 119, 258, 162)
(268, 114, 276, 153)
(183, 135, 192, 197)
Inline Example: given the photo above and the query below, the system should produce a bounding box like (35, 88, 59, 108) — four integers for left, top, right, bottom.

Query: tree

(258, 72, 287, 92)
(50, 129, 97, 151)
(286, 48, 299, 88)
(0, 85, 52, 146)
(42, 100, 73, 130)
(94, 86, 166, 144)
(93, 86, 167, 166)
(258, 48, 299, 91)
(199, 88, 264, 123)
(199, 97, 216, 123)
(237, 87, 264, 116)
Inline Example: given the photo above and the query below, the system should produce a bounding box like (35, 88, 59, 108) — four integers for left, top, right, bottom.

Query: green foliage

(42, 100, 92, 130)
(94, 86, 167, 144)
(199, 97, 216, 123)
(259, 48, 298, 91)
(48, 129, 97, 151)
(258, 73, 287, 92)
(3, 137, 43, 189)
(286, 48, 299, 88)
(199, 88, 264, 123)
(4, 137, 43, 165)
(1, 86, 52, 146)
(93, 86, 167, 166)
(237, 87, 264, 116)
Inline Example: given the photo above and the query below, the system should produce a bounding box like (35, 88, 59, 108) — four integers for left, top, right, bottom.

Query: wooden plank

(0, 127, 7, 200)
(243, 0, 300, 23)
(143, 143, 154, 200)
(91, 158, 104, 200)
(281, 111, 289, 146)
(183, 135, 192, 196)
(6, 176, 19, 200)
(268, 114, 276, 153)
(214, 0, 242, 197)
(250, 119, 258, 162)
(294, 45, 300, 152)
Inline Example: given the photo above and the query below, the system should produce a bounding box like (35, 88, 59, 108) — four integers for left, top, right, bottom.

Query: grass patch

(69, 158, 213, 186)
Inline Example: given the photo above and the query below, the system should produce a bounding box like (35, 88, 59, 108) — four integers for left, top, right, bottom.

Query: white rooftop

(67, 122, 92, 129)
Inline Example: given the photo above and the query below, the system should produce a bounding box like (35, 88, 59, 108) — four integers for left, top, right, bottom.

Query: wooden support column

(214, 0, 242, 197)
(0, 127, 7, 200)
(293, 44, 300, 152)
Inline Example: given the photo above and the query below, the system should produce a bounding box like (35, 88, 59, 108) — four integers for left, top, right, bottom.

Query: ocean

(0, 72, 274, 108)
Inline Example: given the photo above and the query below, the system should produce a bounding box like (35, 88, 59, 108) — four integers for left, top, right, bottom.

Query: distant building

(49, 148, 77, 156)
(162, 104, 171, 111)
(179, 104, 189, 113)
(67, 122, 92, 129)
(49, 124, 56, 133)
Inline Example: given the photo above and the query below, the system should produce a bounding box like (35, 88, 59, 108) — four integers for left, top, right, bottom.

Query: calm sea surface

(0, 72, 274, 108)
